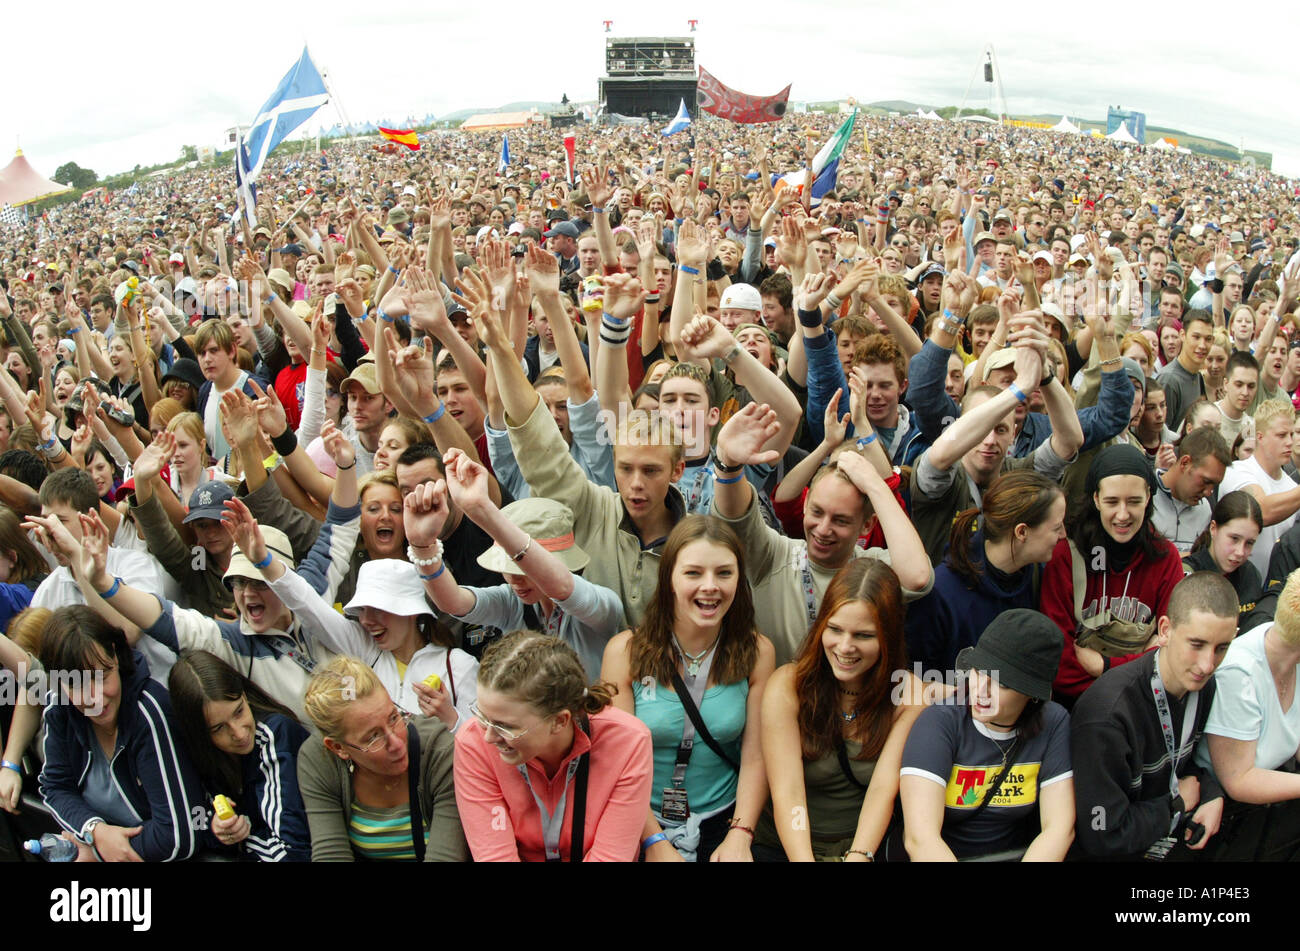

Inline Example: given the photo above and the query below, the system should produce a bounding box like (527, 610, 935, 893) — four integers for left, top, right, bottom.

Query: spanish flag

(378, 127, 420, 151)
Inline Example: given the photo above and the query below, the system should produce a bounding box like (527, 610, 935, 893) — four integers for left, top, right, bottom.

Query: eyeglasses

(470, 702, 548, 743)
(230, 577, 270, 592)
(345, 707, 413, 753)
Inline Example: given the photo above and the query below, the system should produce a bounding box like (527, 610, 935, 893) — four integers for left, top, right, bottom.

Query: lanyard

(518, 757, 582, 862)
(1149, 650, 1199, 805)
(796, 548, 819, 629)
(543, 603, 566, 640)
(671, 646, 716, 788)
(683, 459, 715, 514)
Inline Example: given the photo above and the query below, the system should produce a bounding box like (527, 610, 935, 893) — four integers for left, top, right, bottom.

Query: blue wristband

(601, 311, 629, 326)
(67, 327, 81, 335)
(377, 308, 394, 323)
(263, 294, 276, 306)
(420, 562, 446, 582)
(591, 206, 605, 214)
(856, 433, 878, 449)
(253, 553, 273, 570)
(678, 264, 700, 275)
(98, 577, 122, 599)
(423, 404, 446, 424)
(714, 472, 744, 485)
(2, 760, 21, 775)
(1008, 383, 1028, 404)
(388, 265, 400, 276)
(642, 832, 669, 851)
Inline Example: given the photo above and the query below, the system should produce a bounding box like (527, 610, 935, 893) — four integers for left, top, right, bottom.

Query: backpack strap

(1068, 540, 1087, 631)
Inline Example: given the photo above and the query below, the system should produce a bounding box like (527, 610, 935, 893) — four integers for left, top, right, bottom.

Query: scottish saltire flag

(662, 99, 691, 136)
(234, 132, 258, 229)
(809, 109, 856, 200)
(499, 135, 510, 173)
(244, 47, 330, 180)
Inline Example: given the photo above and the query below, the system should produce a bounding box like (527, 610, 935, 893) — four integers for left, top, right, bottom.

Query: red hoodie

(1040, 534, 1183, 699)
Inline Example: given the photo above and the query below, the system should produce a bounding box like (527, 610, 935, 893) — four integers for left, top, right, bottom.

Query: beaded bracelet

(409, 540, 444, 567)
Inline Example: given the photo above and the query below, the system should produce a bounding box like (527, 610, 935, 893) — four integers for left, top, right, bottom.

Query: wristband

(2, 759, 20, 775)
(643, 294, 660, 305)
(825, 292, 843, 310)
(253, 553, 273, 570)
(377, 307, 395, 323)
(1008, 383, 1028, 404)
(601, 311, 629, 326)
(420, 563, 446, 582)
(642, 832, 669, 851)
(591, 206, 605, 214)
(97, 577, 122, 600)
(423, 404, 446, 424)
(797, 307, 824, 328)
(678, 264, 700, 275)
(844, 848, 875, 861)
(262, 452, 280, 470)
(714, 472, 744, 485)
(39, 436, 58, 452)
(270, 427, 298, 457)
(856, 432, 878, 449)
(722, 344, 742, 366)
(263, 294, 276, 306)
(67, 327, 81, 335)
(727, 818, 755, 838)
(336, 460, 355, 470)
(1040, 362, 1057, 388)
(713, 455, 745, 474)
(388, 265, 401, 276)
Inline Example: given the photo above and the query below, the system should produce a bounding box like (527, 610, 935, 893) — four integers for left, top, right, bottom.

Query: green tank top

(348, 799, 424, 861)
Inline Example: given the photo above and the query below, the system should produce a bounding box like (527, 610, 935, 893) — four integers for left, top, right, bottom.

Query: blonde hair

(614, 409, 684, 465)
(478, 631, 613, 718)
(304, 655, 384, 739)
(166, 411, 206, 449)
(150, 397, 184, 433)
(1252, 398, 1295, 439)
(358, 467, 399, 501)
(7, 606, 52, 655)
(1274, 571, 1300, 647)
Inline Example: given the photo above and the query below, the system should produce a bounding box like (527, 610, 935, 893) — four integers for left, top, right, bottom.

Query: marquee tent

(0, 150, 72, 206)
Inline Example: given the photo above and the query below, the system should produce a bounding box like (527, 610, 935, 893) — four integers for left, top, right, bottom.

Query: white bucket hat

(344, 560, 434, 618)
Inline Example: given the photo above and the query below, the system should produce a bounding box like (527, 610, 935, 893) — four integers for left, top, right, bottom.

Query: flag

(563, 135, 576, 184)
(243, 47, 330, 181)
(379, 127, 420, 151)
(234, 132, 258, 229)
(661, 99, 691, 137)
(809, 110, 857, 201)
(499, 134, 510, 173)
(696, 66, 790, 124)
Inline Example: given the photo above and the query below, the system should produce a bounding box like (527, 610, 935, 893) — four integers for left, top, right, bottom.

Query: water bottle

(23, 833, 77, 862)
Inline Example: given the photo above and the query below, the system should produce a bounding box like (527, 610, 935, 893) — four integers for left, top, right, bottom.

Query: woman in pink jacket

(453, 630, 653, 862)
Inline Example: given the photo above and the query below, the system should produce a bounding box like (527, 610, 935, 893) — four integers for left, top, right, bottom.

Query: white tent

(1050, 116, 1081, 134)
(1106, 123, 1139, 145)
(957, 114, 998, 124)
(919, 109, 942, 121)
(1150, 137, 1175, 150)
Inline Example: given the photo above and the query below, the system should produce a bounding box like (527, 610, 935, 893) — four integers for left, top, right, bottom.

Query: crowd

(1, 108, 1300, 863)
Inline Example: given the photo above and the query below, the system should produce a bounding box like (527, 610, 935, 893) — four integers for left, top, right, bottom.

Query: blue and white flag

(243, 47, 330, 181)
(499, 134, 511, 173)
(234, 132, 259, 229)
(662, 99, 691, 136)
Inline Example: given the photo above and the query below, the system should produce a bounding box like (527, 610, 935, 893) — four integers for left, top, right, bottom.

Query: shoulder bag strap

(961, 736, 1026, 826)
(836, 739, 870, 792)
(406, 722, 426, 862)
(1068, 540, 1087, 630)
(569, 716, 591, 863)
(670, 668, 741, 774)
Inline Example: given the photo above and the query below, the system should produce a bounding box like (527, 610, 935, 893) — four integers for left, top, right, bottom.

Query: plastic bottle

(24, 833, 77, 862)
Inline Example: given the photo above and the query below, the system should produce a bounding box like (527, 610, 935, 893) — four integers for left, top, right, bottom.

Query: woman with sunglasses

(454, 630, 653, 862)
(297, 655, 468, 862)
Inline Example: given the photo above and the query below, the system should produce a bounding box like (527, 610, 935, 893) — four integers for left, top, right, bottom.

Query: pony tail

(946, 506, 983, 586)
(581, 680, 617, 715)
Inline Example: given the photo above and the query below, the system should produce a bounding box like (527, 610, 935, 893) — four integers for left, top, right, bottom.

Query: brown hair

(478, 630, 614, 718)
(630, 516, 757, 687)
(946, 470, 1063, 586)
(0, 506, 49, 585)
(851, 332, 908, 384)
(792, 560, 905, 760)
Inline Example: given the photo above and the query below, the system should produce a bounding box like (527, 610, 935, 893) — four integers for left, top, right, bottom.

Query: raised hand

(675, 219, 708, 268)
(220, 389, 260, 448)
(678, 314, 735, 361)
(524, 242, 561, 296)
(134, 431, 176, 484)
(603, 272, 647, 322)
(716, 402, 781, 467)
(823, 388, 850, 447)
(77, 511, 112, 587)
(385, 329, 436, 408)
(249, 379, 288, 437)
(796, 271, 831, 311)
(402, 267, 450, 334)
(220, 497, 267, 564)
(581, 162, 614, 210)
(335, 278, 364, 317)
(320, 417, 355, 470)
(846, 366, 875, 435)
(403, 478, 450, 547)
(443, 447, 491, 516)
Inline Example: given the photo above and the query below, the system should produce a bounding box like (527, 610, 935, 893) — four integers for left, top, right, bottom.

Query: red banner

(696, 67, 790, 124)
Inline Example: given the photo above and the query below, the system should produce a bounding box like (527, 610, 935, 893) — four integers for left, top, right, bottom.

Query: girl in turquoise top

(603, 515, 775, 862)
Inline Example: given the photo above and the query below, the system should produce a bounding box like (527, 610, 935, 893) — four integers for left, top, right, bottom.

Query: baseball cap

(340, 362, 381, 396)
(982, 347, 1018, 380)
(543, 221, 580, 239)
(972, 230, 996, 248)
(719, 283, 762, 312)
(917, 262, 946, 282)
(183, 481, 235, 524)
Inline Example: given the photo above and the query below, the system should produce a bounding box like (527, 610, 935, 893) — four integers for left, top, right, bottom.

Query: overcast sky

(6, 1, 1300, 182)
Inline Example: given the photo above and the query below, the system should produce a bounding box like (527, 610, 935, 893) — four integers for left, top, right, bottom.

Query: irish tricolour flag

(775, 109, 857, 203)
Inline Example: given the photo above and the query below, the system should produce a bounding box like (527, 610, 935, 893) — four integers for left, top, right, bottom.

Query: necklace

(674, 634, 720, 677)
(838, 684, 863, 696)
(840, 709, 859, 722)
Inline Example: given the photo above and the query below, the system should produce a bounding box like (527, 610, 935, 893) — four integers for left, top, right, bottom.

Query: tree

(54, 162, 97, 190)
(179, 144, 198, 163)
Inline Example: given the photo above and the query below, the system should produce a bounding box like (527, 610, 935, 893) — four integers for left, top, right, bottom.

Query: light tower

(955, 44, 1009, 124)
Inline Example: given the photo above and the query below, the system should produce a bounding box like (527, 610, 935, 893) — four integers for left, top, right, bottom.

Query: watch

(1039, 360, 1056, 388)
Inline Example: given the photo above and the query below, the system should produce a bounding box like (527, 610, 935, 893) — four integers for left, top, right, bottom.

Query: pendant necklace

(674, 634, 720, 677)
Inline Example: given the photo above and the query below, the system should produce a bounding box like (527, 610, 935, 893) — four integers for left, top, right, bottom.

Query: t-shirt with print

(900, 701, 1073, 858)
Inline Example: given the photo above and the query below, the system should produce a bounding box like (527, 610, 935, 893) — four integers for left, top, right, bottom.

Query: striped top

(347, 800, 424, 861)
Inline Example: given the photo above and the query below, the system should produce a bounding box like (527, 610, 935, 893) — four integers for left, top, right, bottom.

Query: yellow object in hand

(422, 673, 442, 691)
(213, 795, 235, 821)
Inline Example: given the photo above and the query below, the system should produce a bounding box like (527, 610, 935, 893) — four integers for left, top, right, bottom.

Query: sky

(5, 0, 1300, 182)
